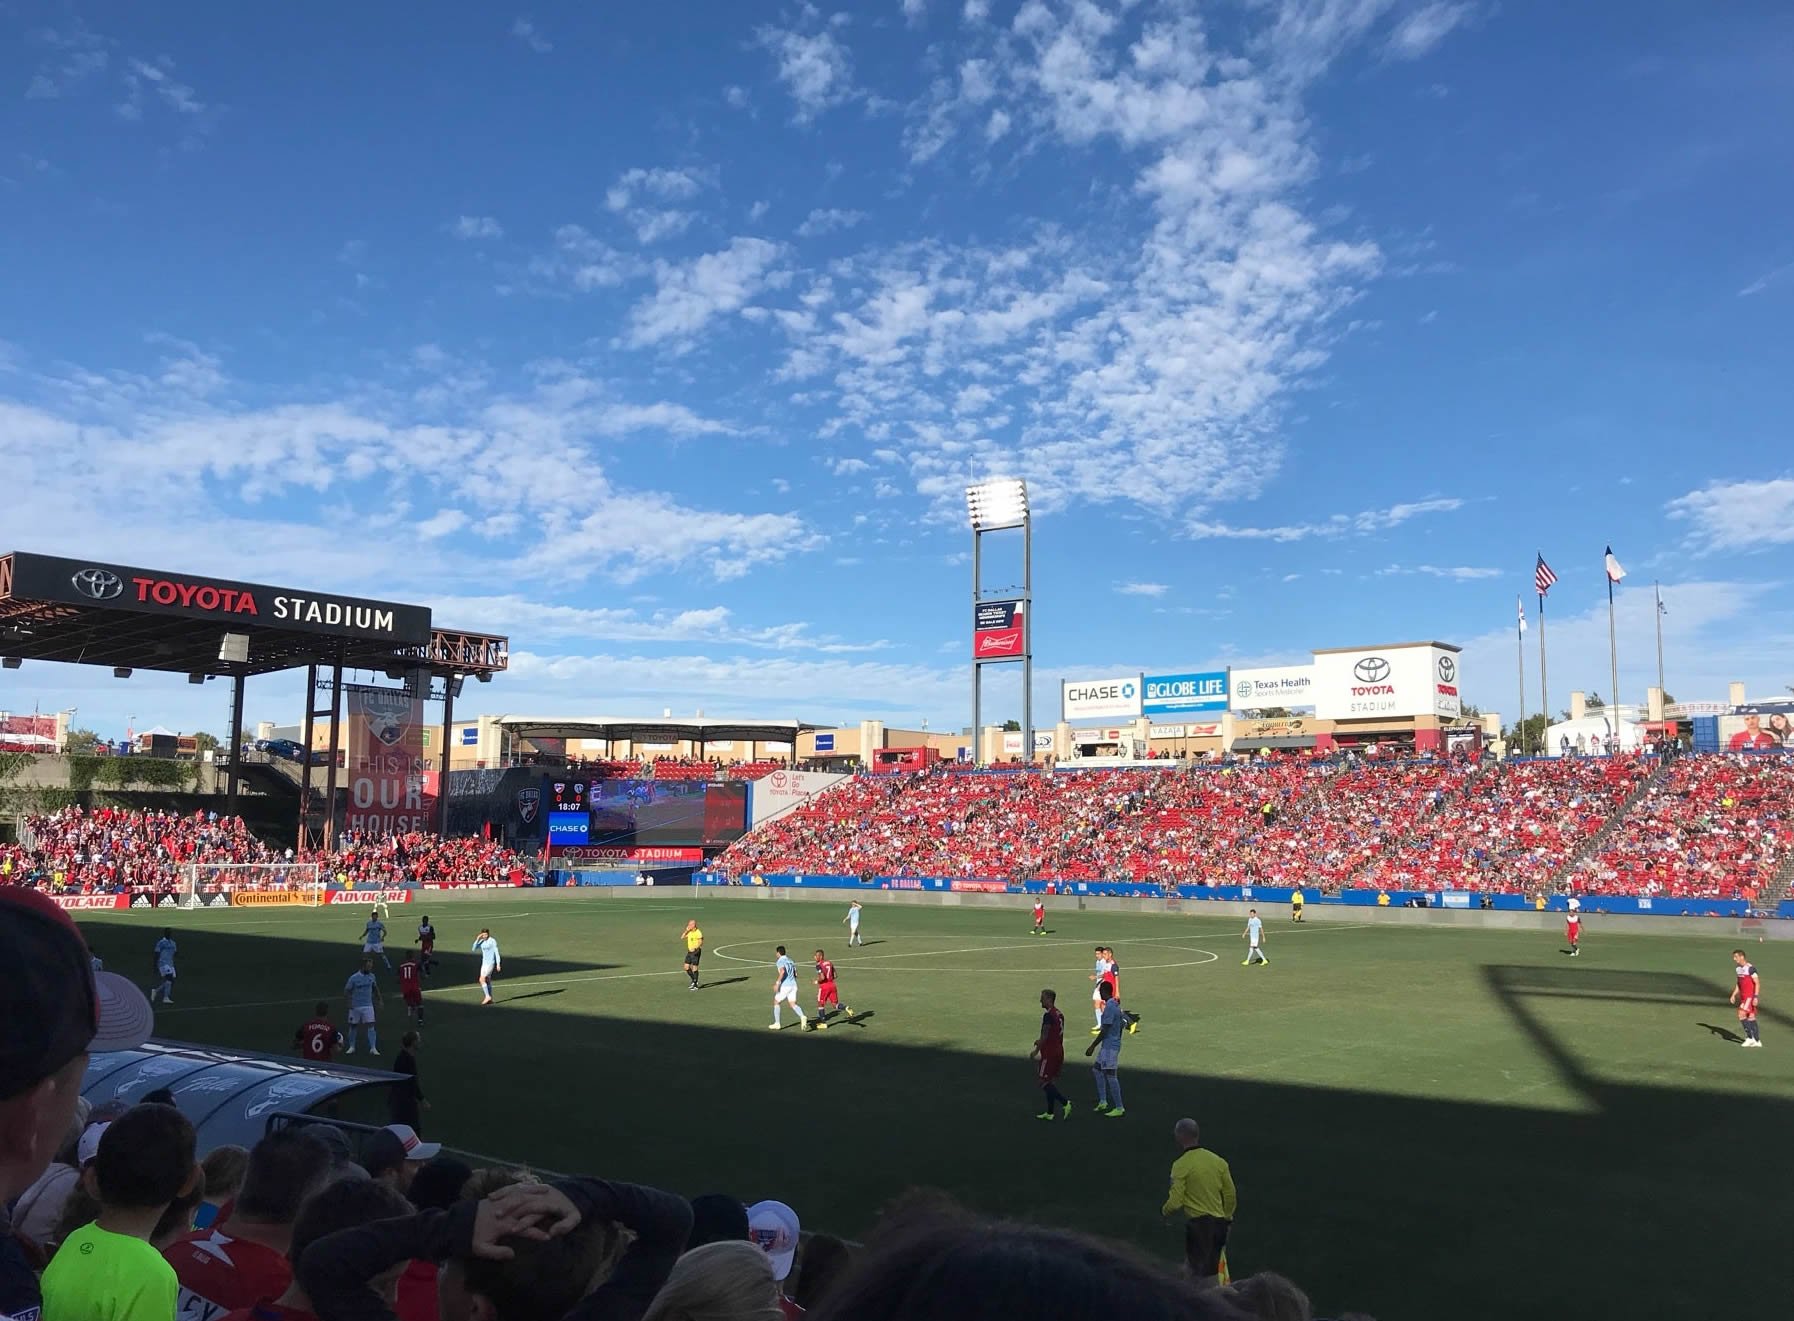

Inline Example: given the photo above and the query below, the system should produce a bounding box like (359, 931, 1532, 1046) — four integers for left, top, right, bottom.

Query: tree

(192, 732, 220, 756)
(63, 727, 100, 755)
(1586, 693, 1605, 709)
(1249, 707, 1293, 720)
(1001, 719, 1021, 732)
(1504, 713, 1550, 754)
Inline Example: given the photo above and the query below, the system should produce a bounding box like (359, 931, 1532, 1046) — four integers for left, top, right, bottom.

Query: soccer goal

(181, 861, 325, 909)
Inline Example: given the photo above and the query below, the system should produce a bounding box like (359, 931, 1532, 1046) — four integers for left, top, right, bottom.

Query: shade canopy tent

(1542, 713, 1648, 756)
(494, 715, 821, 748)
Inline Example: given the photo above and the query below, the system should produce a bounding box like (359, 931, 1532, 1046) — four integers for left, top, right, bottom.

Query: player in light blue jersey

(843, 901, 864, 947)
(472, 928, 501, 1005)
(149, 928, 177, 1004)
(362, 914, 393, 970)
(343, 957, 382, 1055)
(1083, 982, 1125, 1117)
(1242, 909, 1268, 966)
(768, 944, 807, 1030)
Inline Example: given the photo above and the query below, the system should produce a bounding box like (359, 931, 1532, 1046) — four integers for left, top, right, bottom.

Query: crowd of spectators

(1571, 753, 1794, 900)
(0, 807, 533, 899)
(554, 757, 789, 783)
(716, 753, 1794, 898)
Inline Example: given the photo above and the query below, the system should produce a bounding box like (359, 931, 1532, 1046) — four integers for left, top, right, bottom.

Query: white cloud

(511, 18, 552, 53)
(1116, 581, 1169, 597)
(625, 238, 787, 348)
(756, 24, 855, 121)
(902, 0, 928, 21)
(1189, 498, 1462, 542)
(1738, 260, 1794, 298)
(604, 166, 715, 245)
(418, 508, 471, 539)
(1665, 478, 1794, 552)
(451, 215, 504, 240)
(830, 457, 872, 475)
(25, 25, 110, 99)
(1377, 563, 1501, 580)
(796, 208, 867, 238)
(1386, 3, 1473, 60)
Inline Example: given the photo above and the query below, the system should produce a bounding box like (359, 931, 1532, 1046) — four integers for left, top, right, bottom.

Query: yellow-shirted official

(1163, 1118, 1236, 1287)
(681, 920, 704, 990)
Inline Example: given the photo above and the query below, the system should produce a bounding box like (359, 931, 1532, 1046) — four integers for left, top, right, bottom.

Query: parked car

(258, 738, 307, 761)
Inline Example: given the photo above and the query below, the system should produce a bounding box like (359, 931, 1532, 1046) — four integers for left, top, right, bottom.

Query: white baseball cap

(747, 1199, 800, 1282)
(382, 1123, 442, 1161)
(77, 1121, 111, 1166)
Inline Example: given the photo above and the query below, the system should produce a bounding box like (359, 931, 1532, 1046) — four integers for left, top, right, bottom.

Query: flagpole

(1538, 590, 1549, 753)
(1607, 572, 1620, 746)
(1516, 600, 1528, 756)
(1654, 581, 1665, 697)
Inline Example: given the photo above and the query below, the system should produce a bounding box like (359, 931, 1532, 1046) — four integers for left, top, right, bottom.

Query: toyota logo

(1353, 656, 1391, 683)
(1437, 655, 1457, 683)
(71, 569, 124, 601)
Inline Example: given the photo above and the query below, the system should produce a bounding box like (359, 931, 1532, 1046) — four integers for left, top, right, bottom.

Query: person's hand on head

(485, 1181, 582, 1237)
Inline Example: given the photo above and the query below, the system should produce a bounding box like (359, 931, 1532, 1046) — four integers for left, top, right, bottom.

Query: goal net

(181, 861, 325, 908)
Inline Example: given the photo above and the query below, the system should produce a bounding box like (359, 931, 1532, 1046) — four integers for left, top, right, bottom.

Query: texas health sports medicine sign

(1062, 675, 1143, 722)
(1142, 671, 1227, 716)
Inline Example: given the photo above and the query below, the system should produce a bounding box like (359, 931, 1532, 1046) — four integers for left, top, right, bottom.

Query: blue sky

(3, 0, 1791, 740)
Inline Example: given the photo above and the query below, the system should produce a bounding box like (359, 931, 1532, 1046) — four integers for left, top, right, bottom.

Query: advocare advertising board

(1061, 674, 1143, 722)
(972, 599, 1025, 660)
(1312, 647, 1461, 721)
(1142, 671, 1227, 716)
(1230, 665, 1317, 710)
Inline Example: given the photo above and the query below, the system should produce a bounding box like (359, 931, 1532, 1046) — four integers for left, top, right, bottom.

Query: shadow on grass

(698, 977, 751, 990)
(1698, 1021, 1747, 1044)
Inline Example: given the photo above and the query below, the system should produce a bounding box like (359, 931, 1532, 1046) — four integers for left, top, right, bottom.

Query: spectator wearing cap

(298, 1174, 692, 1321)
(746, 1201, 803, 1319)
(394, 1155, 473, 1321)
(0, 889, 152, 1209)
(41, 1102, 200, 1321)
(9, 1098, 92, 1252)
(165, 1128, 335, 1318)
(361, 1125, 442, 1196)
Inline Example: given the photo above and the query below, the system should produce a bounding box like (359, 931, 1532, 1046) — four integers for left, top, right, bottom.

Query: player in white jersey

(343, 958, 382, 1055)
(768, 944, 808, 1030)
(1241, 910, 1268, 966)
(472, 928, 501, 1005)
(362, 914, 393, 970)
(1089, 949, 1113, 1032)
(149, 928, 177, 1004)
(844, 901, 864, 947)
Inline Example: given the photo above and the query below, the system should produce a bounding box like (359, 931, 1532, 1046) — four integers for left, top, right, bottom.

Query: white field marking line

(708, 923, 1373, 968)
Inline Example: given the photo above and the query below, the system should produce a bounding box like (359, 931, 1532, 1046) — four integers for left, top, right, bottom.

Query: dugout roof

(0, 550, 507, 679)
(494, 715, 821, 745)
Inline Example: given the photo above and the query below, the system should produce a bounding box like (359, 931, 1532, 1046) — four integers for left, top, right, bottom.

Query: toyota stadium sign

(8, 551, 432, 644)
(1061, 674, 1143, 722)
(1312, 645, 1461, 721)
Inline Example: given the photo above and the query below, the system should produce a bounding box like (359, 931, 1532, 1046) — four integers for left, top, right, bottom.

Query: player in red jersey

(1031, 900, 1046, 936)
(1731, 949, 1763, 1048)
(810, 949, 850, 1029)
(1565, 897, 1582, 957)
(1031, 988, 1070, 1119)
(1101, 946, 1142, 1035)
(293, 1002, 344, 1062)
(416, 915, 437, 975)
(398, 948, 425, 1027)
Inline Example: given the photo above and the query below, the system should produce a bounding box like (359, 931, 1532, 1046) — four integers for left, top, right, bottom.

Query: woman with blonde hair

(643, 1240, 785, 1321)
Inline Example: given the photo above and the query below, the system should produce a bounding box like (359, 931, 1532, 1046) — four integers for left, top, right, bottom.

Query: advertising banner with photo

(1229, 665, 1317, 710)
(972, 599, 1025, 660)
(1312, 647, 1461, 721)
(1718, 705, 1794, 751)
(749, 769, 850, 824)
(345, 687, 433, 836)
(1143, 671, 1227, 715)
(1061, 675, 1143, 722)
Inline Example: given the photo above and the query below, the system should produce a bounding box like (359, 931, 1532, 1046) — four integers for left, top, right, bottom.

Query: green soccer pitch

(81, 895, 1794, 1321)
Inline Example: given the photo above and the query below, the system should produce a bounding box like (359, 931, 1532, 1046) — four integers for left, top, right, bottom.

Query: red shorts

(420, 940, 434, 955)
(818, 982, 839, 1006)
(403, 991, 422, 1008)
(1737, 998, 1758, 1018)
(1037, 1051, 1064, 1084)
(1566, 923, 1580, 942)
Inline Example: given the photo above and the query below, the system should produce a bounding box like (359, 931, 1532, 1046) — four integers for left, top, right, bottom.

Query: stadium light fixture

(1, 657, 20, 670)
(965, 478, 1028, 531)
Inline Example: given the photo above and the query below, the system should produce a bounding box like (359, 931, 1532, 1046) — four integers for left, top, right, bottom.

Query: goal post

(182, 861, 325, 908)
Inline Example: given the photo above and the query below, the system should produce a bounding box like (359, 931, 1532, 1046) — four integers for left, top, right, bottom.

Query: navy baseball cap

(0, 888, 153, 1099)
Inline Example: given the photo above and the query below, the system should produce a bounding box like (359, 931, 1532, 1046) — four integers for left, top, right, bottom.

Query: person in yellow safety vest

(1376, 891, 1391, 907)
(1162, 1118, 1236, 1288)
(1289, 888, 1305, 923)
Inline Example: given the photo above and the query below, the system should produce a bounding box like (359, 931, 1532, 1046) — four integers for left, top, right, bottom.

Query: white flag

(1604, 546, 1626, 583)
(1517, 596, 1527, 633)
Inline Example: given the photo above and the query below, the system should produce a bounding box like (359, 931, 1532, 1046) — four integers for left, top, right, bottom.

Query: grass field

(81, 895, 1794, 1320)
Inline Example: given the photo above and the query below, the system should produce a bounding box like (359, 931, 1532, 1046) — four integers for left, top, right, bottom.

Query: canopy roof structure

(1, 550, 507, 679)
(495, 715, 821, 746)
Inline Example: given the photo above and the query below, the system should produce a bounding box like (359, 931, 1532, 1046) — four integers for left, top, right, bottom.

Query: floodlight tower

(965, 478, 1031, 768)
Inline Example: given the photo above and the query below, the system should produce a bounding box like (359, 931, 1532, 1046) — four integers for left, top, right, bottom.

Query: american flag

(1534, 554, 1558, 595)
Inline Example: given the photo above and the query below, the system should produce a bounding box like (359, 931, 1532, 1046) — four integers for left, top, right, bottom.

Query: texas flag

(1604, 546, 1627, 583)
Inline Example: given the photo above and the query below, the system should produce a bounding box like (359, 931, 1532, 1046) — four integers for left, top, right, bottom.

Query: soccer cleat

(367, 1050, 380, 1057)
(817, 1022, 828, 1031)
(1091, 1027, 1103, 1036)
(1105, 1108, 1126, 1118)
(1127, 1021, 1139, 1035)
(842, 1007, 852, 1016)
(1242, 960, 1251, 966)
(1035, 1111, 1055, 1120)
(343, 1046, 356, 1055)
(1093, 1102, 1112, 1113)
(1061, 1102, 1073, 1119)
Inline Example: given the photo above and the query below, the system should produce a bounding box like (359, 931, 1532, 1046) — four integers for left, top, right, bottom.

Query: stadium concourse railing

(691, 872, 1791, 920)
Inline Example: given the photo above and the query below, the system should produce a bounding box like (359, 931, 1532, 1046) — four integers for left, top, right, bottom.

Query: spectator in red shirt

(167, 1128, 337, 1317)
(219, 1176, 414, 1321)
